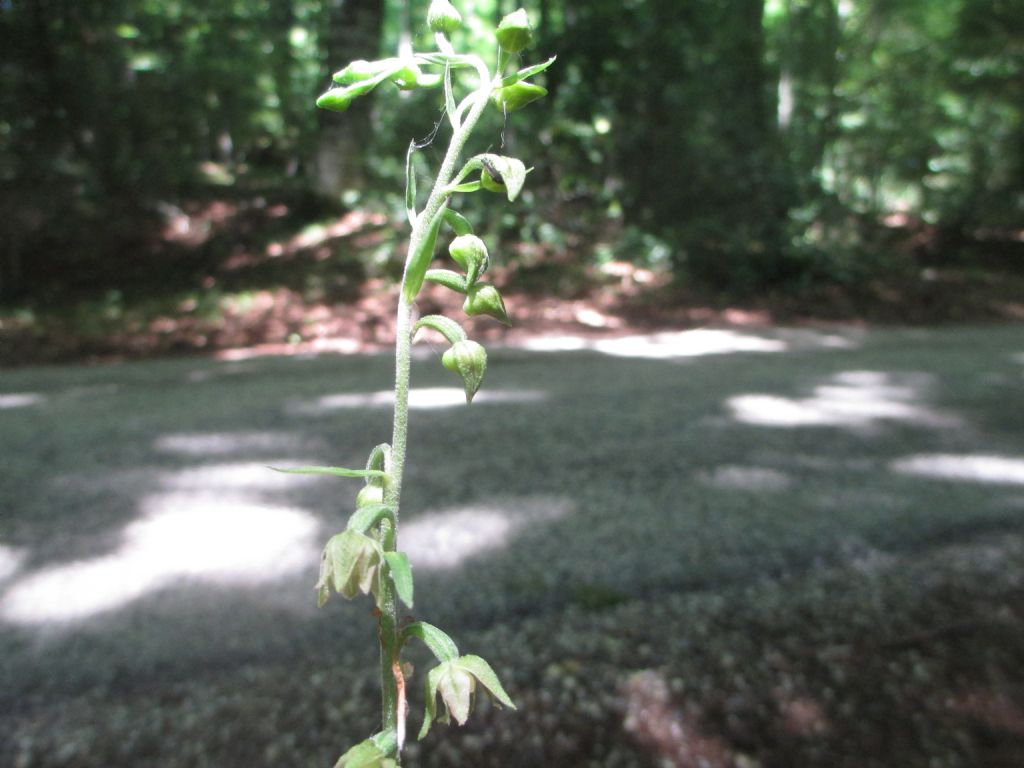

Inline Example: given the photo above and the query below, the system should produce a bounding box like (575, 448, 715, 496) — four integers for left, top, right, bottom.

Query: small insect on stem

(480, 156, 505, 186)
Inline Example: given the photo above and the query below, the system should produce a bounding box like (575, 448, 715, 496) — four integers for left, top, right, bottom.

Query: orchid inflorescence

(278, 3, 554, 766)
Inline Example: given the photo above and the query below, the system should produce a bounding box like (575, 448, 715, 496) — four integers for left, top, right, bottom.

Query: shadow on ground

(2, 324, 1024, 767)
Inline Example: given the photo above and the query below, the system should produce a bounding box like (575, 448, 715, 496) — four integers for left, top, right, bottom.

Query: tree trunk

(314, 0, 384, 199)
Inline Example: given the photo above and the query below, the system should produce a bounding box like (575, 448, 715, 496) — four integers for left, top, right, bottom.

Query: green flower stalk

(281, 4, 555, 765)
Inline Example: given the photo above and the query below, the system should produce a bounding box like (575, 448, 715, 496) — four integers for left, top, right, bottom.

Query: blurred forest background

(1, 0, 1022, 363)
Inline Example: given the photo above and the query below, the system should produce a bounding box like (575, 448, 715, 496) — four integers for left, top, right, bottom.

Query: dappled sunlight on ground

(891, 454, 1024, 486)
(154, 431, 309, 456)
(0, 544, 26, 585)
(0, 393, 45, 409)
(728, 370, 959, 429)
(698, 465, 792, 492)
(623, 670, 732, 768)
(401, 497, 571, 570)
(523, 328, 787, 357)
(0, 462, 323, 626)
(163, 460, 308, 492)
(520, 327, 858, 359)
(288, 386, 547, 414)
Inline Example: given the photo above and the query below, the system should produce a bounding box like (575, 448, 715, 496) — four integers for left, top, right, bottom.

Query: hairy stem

(379, 57, 494, 755)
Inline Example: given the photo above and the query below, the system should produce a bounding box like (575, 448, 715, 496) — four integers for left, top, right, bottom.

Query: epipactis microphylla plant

(275, 3, 554, 766)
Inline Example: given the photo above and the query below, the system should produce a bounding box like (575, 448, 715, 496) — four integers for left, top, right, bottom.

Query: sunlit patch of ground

(728, 370, 959, 429)
(287, 387, 547, 415)
(1, 498, 318, 625)
(401, 498, 571, 570)
(891, 454, 1024, 486)
(0, 460, 325, 626)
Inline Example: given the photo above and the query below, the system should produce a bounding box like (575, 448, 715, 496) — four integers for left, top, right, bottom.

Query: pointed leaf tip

(455, 655, 516, 709)
(384, 551, 414, 608)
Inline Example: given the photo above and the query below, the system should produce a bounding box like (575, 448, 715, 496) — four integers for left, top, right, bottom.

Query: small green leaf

(270, 465, 387, 479)
(403, 204, 447, 302)
(423, 269, 469, 294)
(413, 314, 467, 344)
(419, 668, 441, 739)
(443, 209, 474, 236)
(384, 551, 414, 608)
(365, 443, 391, 475)
(444, 63, 457, 126)
(415, 52, 475, 69)
(346, 503, 396, 534)
(405, 141, 417, 222)
(499, 56, 557, 87)
(402, 621, 459, 662)
(445, 180, 483, 195)
(454, 655, 516, 709)
(333, 731, 397, 767)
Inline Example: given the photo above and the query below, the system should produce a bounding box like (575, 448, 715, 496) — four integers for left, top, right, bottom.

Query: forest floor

(3, 194, 1024, 766)
(2, 323, 1024, 767)
(2, 190, 1023, 368)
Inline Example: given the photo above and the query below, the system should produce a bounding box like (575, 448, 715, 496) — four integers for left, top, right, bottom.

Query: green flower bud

(332, 59, 400, 85)
(464, 283, 511, 326)
(442, 340, 487, 403)
(356, 483, 385, 509)
(495, 9, 533, 54)
(315, 530, 383, 605)
(414, 73, 443, 89)
(392, 60, 442, 91)
(392, 61, 420, 88)
(448, 234, 489, 285)
(428, 0, 463, 35)
(477, 154, 528, 201)
(491, 82, 547, 112)
(316, 80, 378, 111)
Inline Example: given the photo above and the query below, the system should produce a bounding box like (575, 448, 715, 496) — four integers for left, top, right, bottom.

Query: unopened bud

(491, 82, 547, 112)
(442, 340, 487, 403)
(464, 283, 511, 326)
(356, 483, 385, 508)
(316, 79, 380, 111)
(428, 0, 463, 35)
(448, 234, 489, 285)
(495, 9, 533, 54)
(332, 59, 399, 85)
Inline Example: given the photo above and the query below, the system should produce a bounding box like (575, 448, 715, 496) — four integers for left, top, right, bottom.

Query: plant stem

(379, 59, 494, 756)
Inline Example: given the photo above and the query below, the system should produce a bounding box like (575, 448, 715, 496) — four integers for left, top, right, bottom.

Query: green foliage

(3, 0, 1021, 308)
